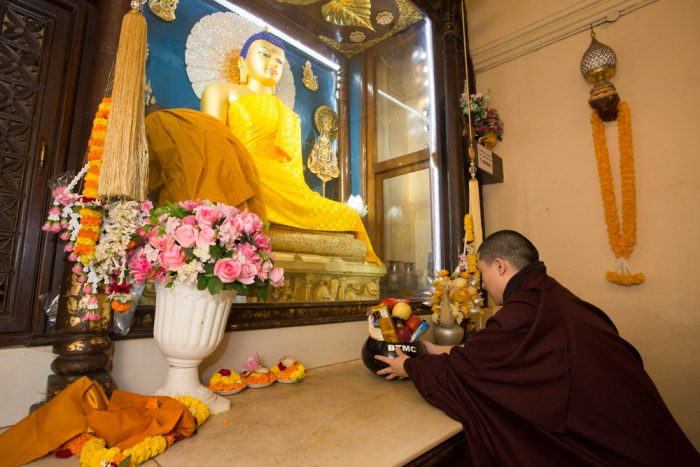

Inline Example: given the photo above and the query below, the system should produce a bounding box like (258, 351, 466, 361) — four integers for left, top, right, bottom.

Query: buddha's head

(239, 32, 286, 91)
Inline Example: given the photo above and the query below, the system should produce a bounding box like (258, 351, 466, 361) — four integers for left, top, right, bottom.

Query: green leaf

(118, 455, 132, 467)
(197, 275, 208, 291)
(154, 203, 189, 219)
(203, 263, 214, 274)
(232, 282, 248, 295)
(257, 284, 269, 302)
(209, 244, 224, 260)
(208, 276, 223, 295)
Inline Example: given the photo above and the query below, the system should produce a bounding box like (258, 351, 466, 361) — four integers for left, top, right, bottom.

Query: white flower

(177, 261, 204, 286)
(346, 195, 368, 217)
(192, 245, 211, 262)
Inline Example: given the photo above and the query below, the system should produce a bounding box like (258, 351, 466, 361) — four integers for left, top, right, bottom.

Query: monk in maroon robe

(377, 230, 699, 466)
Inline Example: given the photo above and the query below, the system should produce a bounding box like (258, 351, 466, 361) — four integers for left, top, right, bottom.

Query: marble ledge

(25, 359, 462, 467)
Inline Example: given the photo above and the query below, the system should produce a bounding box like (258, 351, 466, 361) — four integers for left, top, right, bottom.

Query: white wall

(0, 320, 370, 427)
(469, 0, 700, 446)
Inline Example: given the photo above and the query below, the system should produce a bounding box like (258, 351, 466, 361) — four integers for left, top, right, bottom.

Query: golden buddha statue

(146, 32, 381, 268)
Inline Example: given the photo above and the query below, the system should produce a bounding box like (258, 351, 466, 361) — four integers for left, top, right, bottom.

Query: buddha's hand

(375, 347, 409, 380)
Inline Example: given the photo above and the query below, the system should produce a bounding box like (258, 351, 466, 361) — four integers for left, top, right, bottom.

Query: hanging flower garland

(590, 101, 644, 285)
(73, 98, 111, 265)
(43, 96, 151, 317)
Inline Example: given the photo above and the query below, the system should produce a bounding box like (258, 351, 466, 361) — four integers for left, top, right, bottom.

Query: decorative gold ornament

(319, 0, 422, 56)
(275, 0, 322, 4)
(148, 0, 178, 22)
(376, 10, 394, 26)
(580, 27, 617, 84)
(302, 61, 319, 91)
(322, 0, 374, 31)
(314, 105, 338, 140)
(349, 31, 366, 43)
(308, 106, 340, 196)
(307, 131, 339, 197)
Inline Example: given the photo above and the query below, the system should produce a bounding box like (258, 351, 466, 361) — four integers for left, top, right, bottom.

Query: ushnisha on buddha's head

(238, 32, 287, 93)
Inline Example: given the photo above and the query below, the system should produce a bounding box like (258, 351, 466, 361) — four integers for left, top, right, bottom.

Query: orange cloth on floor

(0, 376, 108, 467)
(146, 108, 267, 221)
(86, 390, 196, 450)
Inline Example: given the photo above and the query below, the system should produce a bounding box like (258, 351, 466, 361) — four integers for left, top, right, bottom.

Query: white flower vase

(153, 281, 236, 414)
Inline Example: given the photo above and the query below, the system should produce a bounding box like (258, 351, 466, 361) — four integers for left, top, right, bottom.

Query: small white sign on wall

(477, 144, 494, 175)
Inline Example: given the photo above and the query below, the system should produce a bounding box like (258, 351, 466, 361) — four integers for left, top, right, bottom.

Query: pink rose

(194, 205, 222, 227)
(253, 232, 271, 251)
(219, 204, 240, 219)
(159, 245, 187, 271)
(173, 224, 196, 248)
(214, 258, 242, 283)
(239, 210, 263, 234)
(181, 215, 196, 226)
(237, 262, 258, 285)
(128, 253, 153, 283)
(269, 267, 285, 288)
(196, 225, 217, 248)
(149, 234, 174, 252)
(179, 200, 203, 210)
(139, 200, 154, 212)
(237, 243, 259, 263)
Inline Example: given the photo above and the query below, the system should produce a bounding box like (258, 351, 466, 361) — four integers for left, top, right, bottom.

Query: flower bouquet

(128, 200, 284, 298)
(459, 89, 504, 148)
(425, 214, 483, 327)
(42, 97, 150, 323)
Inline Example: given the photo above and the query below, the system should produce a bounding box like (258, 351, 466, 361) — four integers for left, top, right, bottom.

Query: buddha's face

(243, 40, 286, 87)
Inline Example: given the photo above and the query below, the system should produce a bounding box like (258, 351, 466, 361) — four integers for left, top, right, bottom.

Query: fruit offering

(241, 353, 277, 387)
(208, 368, 246, 393)
(367, 298, 429, 344)
(270, 355, 306, 383)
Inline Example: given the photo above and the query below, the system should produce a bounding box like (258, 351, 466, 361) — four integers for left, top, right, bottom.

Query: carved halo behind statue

(185, 12, 296, 110)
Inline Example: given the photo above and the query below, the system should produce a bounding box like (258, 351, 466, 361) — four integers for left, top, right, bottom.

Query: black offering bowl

(361, 336, 425, 374)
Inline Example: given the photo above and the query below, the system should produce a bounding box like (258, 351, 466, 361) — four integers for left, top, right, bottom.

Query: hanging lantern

(580, 28, 620, 121)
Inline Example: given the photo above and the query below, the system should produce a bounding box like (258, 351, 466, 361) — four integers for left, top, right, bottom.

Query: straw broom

(98, 6, 148, 201)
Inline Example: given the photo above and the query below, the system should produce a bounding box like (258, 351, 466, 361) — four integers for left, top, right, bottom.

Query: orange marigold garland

(590, 101, 644, 285)
(43, 96, 148, 318)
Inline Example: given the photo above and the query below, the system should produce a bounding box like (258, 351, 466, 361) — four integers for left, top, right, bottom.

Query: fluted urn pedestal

(153, 282, 235, 414)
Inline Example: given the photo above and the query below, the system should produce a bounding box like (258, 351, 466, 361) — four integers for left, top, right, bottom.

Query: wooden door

(0, 0, 92, 345)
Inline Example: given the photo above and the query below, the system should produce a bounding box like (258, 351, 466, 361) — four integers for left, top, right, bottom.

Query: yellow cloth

(86, 390, 196, 450)
(228, 94, 380, 264)
(0, 376, 108, 467)
(145, 96, 380, 264)
(146, 109, 267, 220)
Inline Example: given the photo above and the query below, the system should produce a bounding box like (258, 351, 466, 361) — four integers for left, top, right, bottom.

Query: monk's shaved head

(477, 230, 539, 270)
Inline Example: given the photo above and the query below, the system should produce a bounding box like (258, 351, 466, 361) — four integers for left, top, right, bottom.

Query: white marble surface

(23, 359, 462, 466)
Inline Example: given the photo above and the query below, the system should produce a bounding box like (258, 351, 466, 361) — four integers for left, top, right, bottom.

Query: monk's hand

(375, 346, 409, 380)
(423, 341, 454, 355)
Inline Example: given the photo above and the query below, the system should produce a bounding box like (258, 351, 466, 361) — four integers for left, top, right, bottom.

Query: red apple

(407, 315, 423, 332)
(396, 326, 412, 344)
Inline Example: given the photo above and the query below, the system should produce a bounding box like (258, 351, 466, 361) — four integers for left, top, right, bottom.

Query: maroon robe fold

(405, 263, 699, 466)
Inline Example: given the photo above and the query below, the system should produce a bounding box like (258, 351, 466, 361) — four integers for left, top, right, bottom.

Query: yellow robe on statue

(227, 94, 379, 264)
(146, 95, 380, 264)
